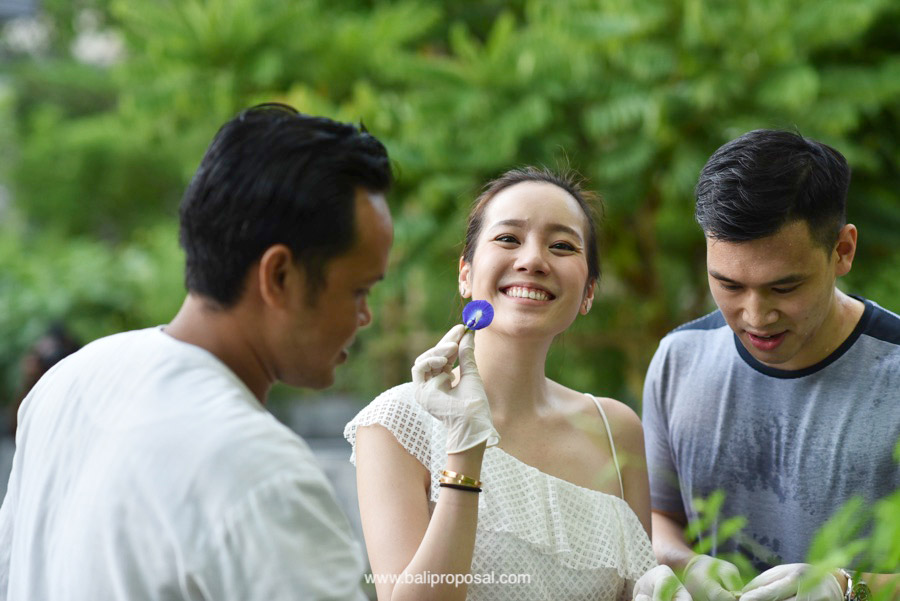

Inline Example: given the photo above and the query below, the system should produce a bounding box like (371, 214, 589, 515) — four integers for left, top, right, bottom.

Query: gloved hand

(633, 565, 693, 601)
(683, 555, 742, 601)
(412, 324, 500, 454)
(741, 564, 842, 601)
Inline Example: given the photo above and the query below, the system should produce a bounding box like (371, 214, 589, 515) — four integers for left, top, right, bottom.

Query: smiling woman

(458, 176, 597, 340)
(345, 167, 661, 601)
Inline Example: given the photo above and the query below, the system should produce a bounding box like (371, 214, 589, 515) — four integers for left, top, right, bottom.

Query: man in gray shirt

(640, 130, 899, 601)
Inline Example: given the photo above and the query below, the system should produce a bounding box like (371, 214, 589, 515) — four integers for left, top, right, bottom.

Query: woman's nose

(514, 241, 549, 274)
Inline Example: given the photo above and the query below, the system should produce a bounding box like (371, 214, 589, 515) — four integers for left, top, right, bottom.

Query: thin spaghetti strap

(586, 394, 625, 499)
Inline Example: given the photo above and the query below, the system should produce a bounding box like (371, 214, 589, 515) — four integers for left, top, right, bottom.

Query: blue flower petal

(462, 300, 494, 330)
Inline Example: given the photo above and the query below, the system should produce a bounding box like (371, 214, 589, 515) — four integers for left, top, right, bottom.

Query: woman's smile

(500, 284, 556, 302)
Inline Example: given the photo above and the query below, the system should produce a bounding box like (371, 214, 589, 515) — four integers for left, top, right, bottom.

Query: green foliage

(689, 464, 900, 597)
(807, 498, 871, 568)
(0, 222, 183, 400)
(1, 0, 899, 409)
(15, 110, 183, 238)
(805, 450, 900, 600)
(687, 491, 754, 578)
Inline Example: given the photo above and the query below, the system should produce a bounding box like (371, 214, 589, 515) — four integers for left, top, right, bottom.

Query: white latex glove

(633, 565, 693, 601)
(741, 564, 842, 601)
(683, 555, 743, 601)
(411, 324, 500, 454)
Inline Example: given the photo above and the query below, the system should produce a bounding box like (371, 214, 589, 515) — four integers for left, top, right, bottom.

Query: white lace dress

(344, 383, 656, 601)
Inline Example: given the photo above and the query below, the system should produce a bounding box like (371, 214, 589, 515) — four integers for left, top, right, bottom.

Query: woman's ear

(458, 256, 472, 298)
(580, 278, 596, 315)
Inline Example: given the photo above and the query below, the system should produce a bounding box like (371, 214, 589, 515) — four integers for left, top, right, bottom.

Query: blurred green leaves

(0, 222, 183, 401)
(689, 480, 900, 596)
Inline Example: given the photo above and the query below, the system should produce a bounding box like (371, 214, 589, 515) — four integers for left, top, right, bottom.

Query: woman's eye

(720, 283, 741, 291)
(495, 235, 518, 244)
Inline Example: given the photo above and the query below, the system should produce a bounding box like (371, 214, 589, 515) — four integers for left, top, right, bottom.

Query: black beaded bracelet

(439, 482, 482, 493)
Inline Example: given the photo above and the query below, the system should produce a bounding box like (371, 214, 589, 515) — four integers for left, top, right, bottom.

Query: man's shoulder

(645, 310, 736, 388)
(861, 299, 900, 347)
(145, 407, 317, 516)
(654, 309, 732, 356)
(58, 327, 155, 362)
(58, 327, 195, 374)
(670, 309, 729, 335)
(86, 326, 162, 346)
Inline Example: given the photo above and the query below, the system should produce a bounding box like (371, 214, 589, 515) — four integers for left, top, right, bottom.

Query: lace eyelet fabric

(345, 383, 657, 600)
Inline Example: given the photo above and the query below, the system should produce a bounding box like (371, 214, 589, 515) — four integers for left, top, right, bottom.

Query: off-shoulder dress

(345, 383, 656, 601)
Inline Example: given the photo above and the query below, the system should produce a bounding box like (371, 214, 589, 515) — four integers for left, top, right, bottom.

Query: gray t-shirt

(643, 298, 900, 570)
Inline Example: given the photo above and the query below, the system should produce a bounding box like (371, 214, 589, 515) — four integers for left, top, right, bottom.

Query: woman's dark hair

(179, 103, 392, 307)
(695, 129, 850, 250)
(462, 166, 602, 284)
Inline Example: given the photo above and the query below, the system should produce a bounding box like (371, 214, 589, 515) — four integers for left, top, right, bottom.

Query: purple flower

(462, 300, 494, 330)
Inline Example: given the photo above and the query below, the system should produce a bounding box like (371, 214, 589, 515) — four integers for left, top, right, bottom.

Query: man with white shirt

(0, 103, 393, 600)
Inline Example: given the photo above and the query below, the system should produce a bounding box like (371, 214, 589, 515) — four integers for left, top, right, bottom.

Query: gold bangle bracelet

(439, 482, 482, 493)
(441, 469, 482, 488)
(438, 476, 470, 486)
(439, 476, 485, 491)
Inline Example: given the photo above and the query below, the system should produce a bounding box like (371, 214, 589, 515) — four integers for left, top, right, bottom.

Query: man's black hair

(179, 103, 392, 307)
(695, 129, 850, 250)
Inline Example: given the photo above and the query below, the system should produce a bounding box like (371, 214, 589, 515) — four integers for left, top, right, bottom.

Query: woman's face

(459, 181, 594, 339)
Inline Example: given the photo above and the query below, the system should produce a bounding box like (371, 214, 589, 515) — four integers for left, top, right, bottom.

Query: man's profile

(0, 103, 392, 601)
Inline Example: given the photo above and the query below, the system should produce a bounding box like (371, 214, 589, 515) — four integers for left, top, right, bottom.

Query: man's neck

(164, 294, 272, 402)
(780, 289, 866, 371)
(831, 289, 867, 346)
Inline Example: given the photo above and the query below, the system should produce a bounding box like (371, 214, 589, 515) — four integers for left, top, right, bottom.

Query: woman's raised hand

(411, 324, 500, 454)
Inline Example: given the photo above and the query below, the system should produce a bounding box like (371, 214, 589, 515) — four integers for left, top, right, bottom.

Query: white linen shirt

(0, 327, 366, 601)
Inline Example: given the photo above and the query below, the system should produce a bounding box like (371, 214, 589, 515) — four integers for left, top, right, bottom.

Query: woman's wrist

(446, 441, 486, 481)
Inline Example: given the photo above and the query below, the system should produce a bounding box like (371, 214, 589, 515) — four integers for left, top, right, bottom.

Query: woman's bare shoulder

(593, 396, 645, 457)
(595, 395, 642, 430)
(550, 380, 644, 449)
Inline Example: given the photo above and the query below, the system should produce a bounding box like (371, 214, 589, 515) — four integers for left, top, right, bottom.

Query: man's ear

(580, 278, 596, 315)
(834, 224, 858, 278)
(258, 244, 296, 308)
(458, 256, 472, 298)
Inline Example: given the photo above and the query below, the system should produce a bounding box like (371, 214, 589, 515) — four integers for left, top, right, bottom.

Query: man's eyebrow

(489, 219, 584, 241)
(708, 270, 806, 286)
